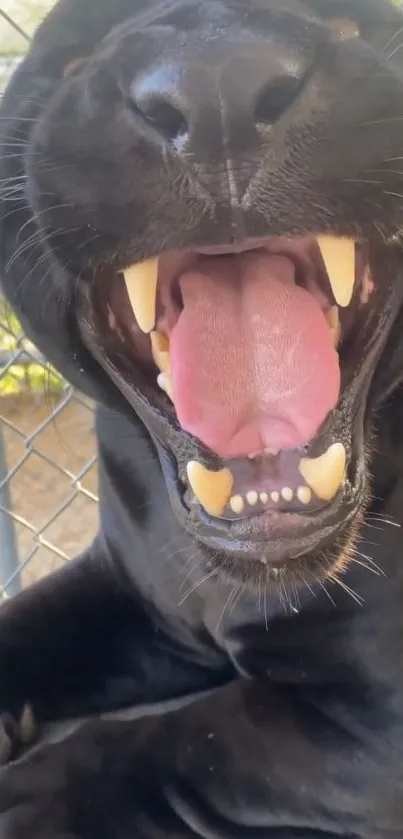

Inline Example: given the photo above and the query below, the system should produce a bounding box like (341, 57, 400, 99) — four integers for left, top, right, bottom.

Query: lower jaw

(159, 415, 368, 567)
(79, 300, 372, 581)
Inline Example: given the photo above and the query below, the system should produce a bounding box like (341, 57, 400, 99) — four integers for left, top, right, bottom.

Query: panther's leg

(0, 539, 221, 763)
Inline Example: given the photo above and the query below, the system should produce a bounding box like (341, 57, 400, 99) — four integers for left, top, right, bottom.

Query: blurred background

(0, 1, 98, 601)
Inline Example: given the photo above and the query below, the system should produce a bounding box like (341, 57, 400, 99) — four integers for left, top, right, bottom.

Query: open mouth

(77, 229, 397, 569)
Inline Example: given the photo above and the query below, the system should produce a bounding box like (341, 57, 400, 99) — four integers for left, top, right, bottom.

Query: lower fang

(299, 442, 346, 501)
(187, 462, 234, 517)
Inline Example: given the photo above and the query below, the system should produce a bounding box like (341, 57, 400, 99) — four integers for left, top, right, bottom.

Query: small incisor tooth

(317, 235, 355, 308)
(299, 442, 346, 502)
(151, 331, 171, 374)
(187, 462, 234, 517)
(297, 486, 312, 505)
(281, 487, 293, 502)
(123, 258, 159, 334)
(325, 306, 341, 347)
(230, 495, 244, 515)
(157, 372, 173, 401)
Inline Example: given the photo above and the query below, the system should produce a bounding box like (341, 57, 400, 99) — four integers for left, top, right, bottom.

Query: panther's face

(2, 0, 403, 588)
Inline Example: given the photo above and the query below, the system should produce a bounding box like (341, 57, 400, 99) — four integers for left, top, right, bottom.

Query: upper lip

(193, 238, 276, 255)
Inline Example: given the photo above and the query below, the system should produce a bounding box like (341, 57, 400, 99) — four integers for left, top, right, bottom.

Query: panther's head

(1, 0, 403, 590)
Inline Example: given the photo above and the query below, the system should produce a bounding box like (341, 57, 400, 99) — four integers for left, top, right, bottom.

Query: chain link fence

(0, 2, 99, 601)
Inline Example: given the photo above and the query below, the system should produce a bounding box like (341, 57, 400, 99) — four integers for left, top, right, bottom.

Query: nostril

(129, 93, 188, 144)
(254, 75, 305, 126)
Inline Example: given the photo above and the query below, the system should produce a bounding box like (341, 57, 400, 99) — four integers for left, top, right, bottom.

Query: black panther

(1, 0, 403, 835)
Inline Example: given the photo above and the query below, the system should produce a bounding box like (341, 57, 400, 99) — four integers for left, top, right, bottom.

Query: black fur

(1, 1, 403, 836)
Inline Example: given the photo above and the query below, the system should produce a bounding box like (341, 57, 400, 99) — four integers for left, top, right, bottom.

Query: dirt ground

(0, 391, 99, 591)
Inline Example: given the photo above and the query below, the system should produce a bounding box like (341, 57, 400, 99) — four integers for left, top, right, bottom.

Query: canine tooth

(157, 372, 173, 401)
(317, 236, 355, 308)
(260, 492, 269, 504)
(299, 442, 346, 502)
(271, 491, 280, 503)
(247, 491, 258, 506)
(230, 495, 245, 514)
(297, 486, 312, 505)
(123, 258, 159, 333)
(151, 331, 171, 374)
(325, 306, 341, 347)
(281, 487, 293, 502)
(187, 462, 234, 517)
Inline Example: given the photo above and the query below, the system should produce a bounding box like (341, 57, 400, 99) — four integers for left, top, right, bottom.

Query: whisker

(364, 115, 403, 126)
(318, 579, 337, 607)
(303, 578, 316, 598)
(382, 24, 403, 55)
(341, 178, 381, 185)
(365, 168, 403, 177)
(229, 583, 245, 616)
(0, 116, 41, 123)
(216, 584, 239, 631)
(366, 515, 400, 528)
(364, 198, 382, 211)
(264, 574, 269, 628)
(328, 574, 364, 606)
(387, 39, 403, 62)
(352, 550, 385, 577)
(349, 557, 381, 577)
(178, 569, 216, 606)
(256, 575, 262, 614)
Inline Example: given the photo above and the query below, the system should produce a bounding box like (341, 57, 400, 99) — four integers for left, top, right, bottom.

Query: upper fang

(123, 258, 159, 334)
(317, 235, 355, 308)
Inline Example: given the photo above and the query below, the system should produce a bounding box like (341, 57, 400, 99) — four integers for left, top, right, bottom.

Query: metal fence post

(0, 421, 21, 597)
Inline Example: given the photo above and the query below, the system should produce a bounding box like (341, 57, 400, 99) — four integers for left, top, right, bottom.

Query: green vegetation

(0, 3, 60, 397)
(0, 303, 63, 397)
(0, 1, 53, 56)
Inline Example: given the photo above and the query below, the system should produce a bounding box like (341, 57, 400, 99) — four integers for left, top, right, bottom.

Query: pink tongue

(169, 252, 340, 458)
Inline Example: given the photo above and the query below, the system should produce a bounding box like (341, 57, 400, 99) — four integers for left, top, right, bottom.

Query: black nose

(128, 33, 312, 156)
